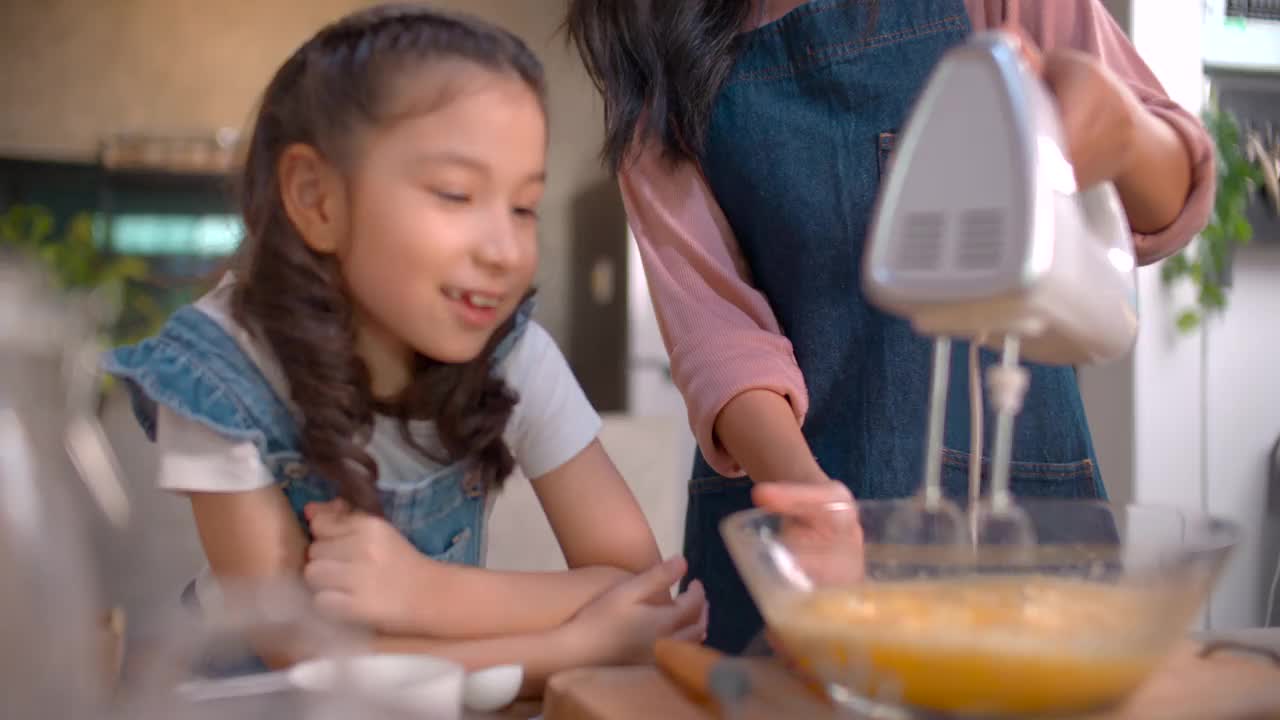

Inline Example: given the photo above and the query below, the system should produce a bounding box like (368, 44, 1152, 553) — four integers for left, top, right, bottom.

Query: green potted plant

(0, 203, 164, 347)
(1160, 103, 1265, 332)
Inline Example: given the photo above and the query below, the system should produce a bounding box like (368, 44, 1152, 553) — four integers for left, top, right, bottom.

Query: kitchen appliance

(864, 29, 1138, 368)
(863, 30, 1139, 545)
(0, 255, 130, 719)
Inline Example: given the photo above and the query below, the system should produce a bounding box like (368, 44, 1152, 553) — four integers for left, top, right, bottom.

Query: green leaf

(1176, 310, 1201, 333)
(1174, 105, 1260, 333)
(1233, 217, 1253, 244)
(1202, 281, 1227, 310)
(1162, 256, 1187, 284)
(0, 205, 54, 250)
(28, 207, 54, 247)
(107, 256, 148, 281)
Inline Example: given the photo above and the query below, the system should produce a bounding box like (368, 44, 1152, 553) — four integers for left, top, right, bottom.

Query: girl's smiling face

(309, 66, 547, 394)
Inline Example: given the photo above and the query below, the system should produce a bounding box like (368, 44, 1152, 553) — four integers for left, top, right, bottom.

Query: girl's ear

(278, 143, 349, 254)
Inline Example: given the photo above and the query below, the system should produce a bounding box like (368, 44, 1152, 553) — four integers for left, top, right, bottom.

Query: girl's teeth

(446, 288, 499, 309)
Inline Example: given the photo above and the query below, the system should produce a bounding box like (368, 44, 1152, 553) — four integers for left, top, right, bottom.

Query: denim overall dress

(103, 297, 533, 673)
(105, 298, 533, 562)
(685, 0, 1107, 653)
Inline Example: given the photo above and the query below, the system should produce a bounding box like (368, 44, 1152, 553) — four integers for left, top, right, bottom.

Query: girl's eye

(432, 190, 471, 204)
(513, 206, 540, 220)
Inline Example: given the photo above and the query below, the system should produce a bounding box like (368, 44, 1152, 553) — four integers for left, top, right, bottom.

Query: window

(102, 213, 242, 256)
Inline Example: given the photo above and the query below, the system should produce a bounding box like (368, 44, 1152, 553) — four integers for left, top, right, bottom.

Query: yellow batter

(770, 577, 1173, 716)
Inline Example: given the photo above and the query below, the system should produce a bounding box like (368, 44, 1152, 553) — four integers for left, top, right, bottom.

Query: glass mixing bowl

(721, 499, 1239, 718)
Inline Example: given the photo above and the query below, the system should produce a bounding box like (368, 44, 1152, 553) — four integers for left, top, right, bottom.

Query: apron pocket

(939, 449, 1116, 545)
(939, 447, 1100, 500)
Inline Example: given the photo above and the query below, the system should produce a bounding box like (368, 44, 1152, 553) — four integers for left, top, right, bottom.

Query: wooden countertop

(467, 701, 543, 719)
(543, 642, 1280, 720)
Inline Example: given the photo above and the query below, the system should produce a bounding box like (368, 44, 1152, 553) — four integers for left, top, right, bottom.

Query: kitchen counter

(469, 701, 542, 719)
(542, 640, 1280, 720)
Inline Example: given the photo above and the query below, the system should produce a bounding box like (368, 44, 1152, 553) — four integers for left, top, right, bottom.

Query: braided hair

(231, 4, 546, 513)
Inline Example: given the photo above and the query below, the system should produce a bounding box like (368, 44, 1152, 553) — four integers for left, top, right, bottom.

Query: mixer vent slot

(895, 211, 945, 271)
(956, 207, 1006, 271)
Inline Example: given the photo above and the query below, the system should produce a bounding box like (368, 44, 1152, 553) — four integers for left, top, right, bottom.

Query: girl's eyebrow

(410, 151, 488, 173)
(410, 151, 546, 184)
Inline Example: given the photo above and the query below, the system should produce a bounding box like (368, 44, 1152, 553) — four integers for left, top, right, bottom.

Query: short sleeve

(155, 405, 276, 493)
(498, 322, 603, 480)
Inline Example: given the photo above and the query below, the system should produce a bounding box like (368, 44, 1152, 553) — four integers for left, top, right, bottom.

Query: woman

(567, 0, 1214, 653)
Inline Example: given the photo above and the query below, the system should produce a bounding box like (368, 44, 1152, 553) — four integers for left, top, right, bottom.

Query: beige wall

(0, 0, 614, 342)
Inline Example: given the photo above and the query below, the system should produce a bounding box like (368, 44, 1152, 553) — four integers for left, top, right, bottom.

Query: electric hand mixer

(864, 31, 1139, 546)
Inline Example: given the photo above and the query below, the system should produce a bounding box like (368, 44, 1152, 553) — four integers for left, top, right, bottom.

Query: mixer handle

(1077, 181, 1136, 264)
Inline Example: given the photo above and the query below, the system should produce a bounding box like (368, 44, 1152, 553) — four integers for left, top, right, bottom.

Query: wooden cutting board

(543, 642, 1280, 720)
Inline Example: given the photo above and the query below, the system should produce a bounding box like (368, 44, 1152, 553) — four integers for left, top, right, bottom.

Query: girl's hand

(751, 480, 865, 587)
(303, 499, 436, 634)
(563, 557, 707, 666)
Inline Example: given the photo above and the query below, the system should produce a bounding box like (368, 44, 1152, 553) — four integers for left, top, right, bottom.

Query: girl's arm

(184, 486, 315, 669)
(530, 439, 661, 572)
(337, 323, 670, 636)
(367, 556, 702, 698)
(304, 440, 669, 639)
(188, 485, 702, 695)
(165, 392, 696, 661)
(434, 438, 668, 636)
(304, 322, 675, 637)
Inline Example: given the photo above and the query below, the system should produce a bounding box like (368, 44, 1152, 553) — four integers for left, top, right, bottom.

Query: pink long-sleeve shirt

(620, 0, 1215, 477)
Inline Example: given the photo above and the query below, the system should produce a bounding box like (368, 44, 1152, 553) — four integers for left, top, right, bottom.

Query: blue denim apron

(685, 0, 1106, 653)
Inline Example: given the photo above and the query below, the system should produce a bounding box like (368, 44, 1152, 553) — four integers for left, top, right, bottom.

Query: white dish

(289, 653, 465, 720)
(463, 664, 523, 712)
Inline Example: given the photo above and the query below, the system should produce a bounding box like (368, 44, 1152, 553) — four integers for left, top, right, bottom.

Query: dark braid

(232, 4, 545, 514)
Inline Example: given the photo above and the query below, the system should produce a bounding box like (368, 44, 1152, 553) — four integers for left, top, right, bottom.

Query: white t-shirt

(156, 280, 601, 579)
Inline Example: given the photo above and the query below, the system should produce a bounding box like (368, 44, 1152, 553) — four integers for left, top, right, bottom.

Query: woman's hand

(1041, 49, 1143, 191)
(1007, 27, 1192, 235)
(1007, 30, 1140, 190)
(561, 557, 707, 666)
(752, 480, 865, 588)
(302, 499, 437, 635)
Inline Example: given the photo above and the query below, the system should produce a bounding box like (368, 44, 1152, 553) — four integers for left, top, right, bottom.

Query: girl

(105, 4, 705, 692)
(567, 0, 1215, 653)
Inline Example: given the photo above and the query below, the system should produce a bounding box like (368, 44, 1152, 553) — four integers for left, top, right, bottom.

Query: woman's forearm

(714, 389, 828, 485)
(408, 564, 630, 639)
(1115, 109, 1194, 234)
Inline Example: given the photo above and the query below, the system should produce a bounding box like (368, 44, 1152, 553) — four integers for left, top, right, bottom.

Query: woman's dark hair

(231, 3, 546, 514)
(566, 1, 753, 173)
(567, 1, 881, 173)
